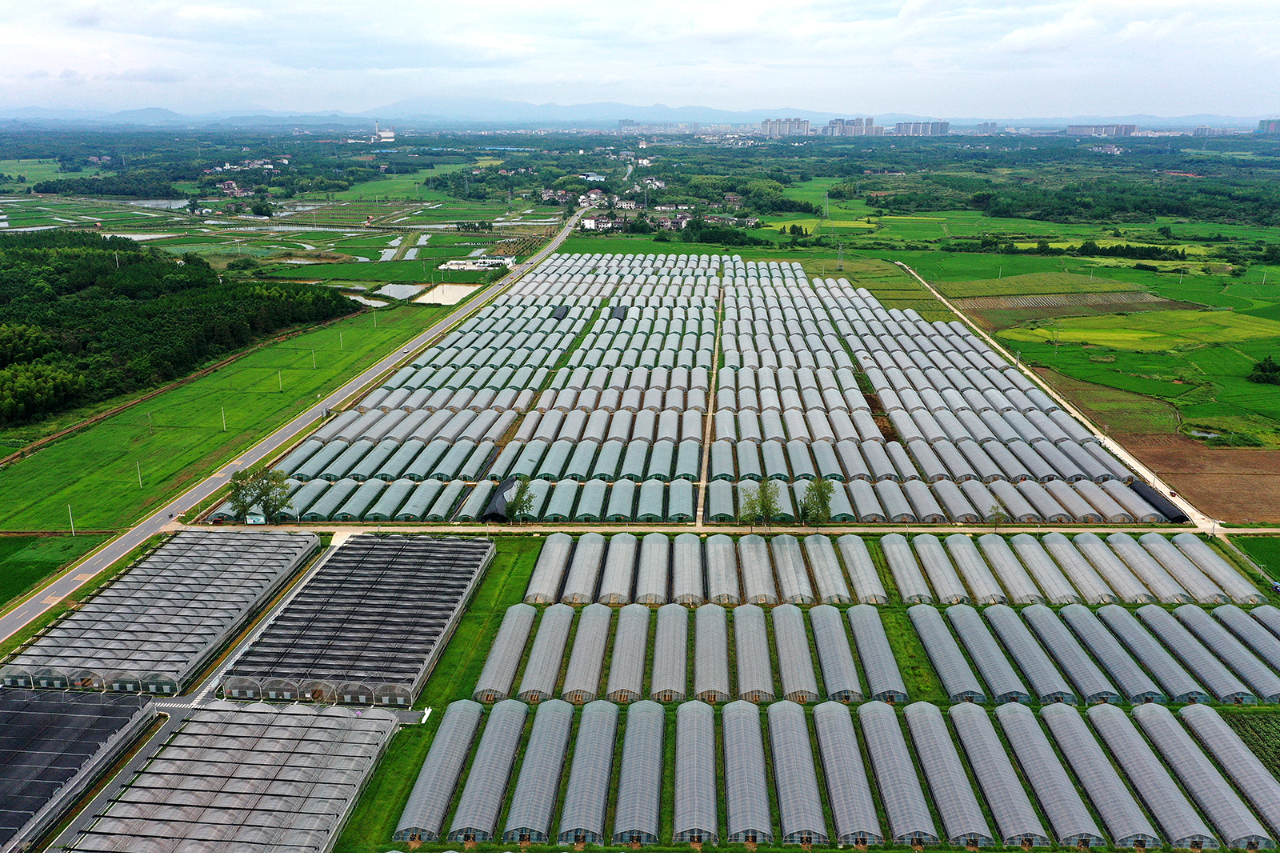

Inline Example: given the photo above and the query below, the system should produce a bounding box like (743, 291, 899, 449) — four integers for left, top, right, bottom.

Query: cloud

(0, 0, 1275, 115)
(109, 67, 189, 84)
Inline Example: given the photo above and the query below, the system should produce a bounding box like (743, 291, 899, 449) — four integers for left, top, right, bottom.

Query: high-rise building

(977, 122, 998, 134)
(761, 118, 811, 137)
(894, 121, 949, 136)
(821, 116, 883, 136)
(1065, 124, 1136, 136)
(1259, 119, 1280, 135)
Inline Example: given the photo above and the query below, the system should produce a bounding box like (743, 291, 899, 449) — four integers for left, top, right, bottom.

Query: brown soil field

(1115, 433, 1280, 524)
(1031, 369, 1280, 523)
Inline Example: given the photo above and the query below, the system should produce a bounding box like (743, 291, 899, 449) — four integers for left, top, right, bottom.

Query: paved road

(895, 261, 1212, 530)
(0, 206, 593, 645)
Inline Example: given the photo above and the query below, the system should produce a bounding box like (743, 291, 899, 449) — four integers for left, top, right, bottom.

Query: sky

(2, 0, 1278, 118)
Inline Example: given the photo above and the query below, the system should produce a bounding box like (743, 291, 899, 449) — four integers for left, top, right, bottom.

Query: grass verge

(0, 535, 111, 611)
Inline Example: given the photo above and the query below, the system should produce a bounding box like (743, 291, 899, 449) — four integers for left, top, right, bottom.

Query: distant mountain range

(0, 99, 1264, 131)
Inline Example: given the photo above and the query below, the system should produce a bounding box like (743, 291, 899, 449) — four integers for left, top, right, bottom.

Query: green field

(1000, 310, 1280, 350)
(1234, 537, 1280, 581)
(0, 158, 105, 186)
(0, 305, 450, 532)
(0, 534, 110, 609)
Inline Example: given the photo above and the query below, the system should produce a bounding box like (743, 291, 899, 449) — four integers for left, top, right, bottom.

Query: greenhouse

(4, 530, 316, 695)
(502, 700, 573, 843)
(612, 701, 665, 845)
(950, 702, 1050, 847)
(1088, 703, 1218, 849)
(606, 604, 649, 703)
(772, 604, 820, 703)
(1058, 604, 1165, 703)
(561, 604, 611, 704)
(694, 604, 731, 702)
(1040, 704, 1159, 848)
(557, 701, 619, 845)
(1180, 704, 1280, 838)
(472, 603, 537, 703)
(947, 604, 1032, 704)
(1021, 604, 1121, 704)
(723, 700, 774, 844)
(859, 701, 938, 845)
(0, 691, 156, 853)
(70, 701, 396, 853)
(996, 702, 1105, 847)
(813, 701, 883, 845)
(769, 701, 829, 844)
(1134, 703, 1274, 849)
(650, 604, 688, 702)
(734, 604, 775, 702)
(673, 701, 719, 844)
(985, 604, 1076, 704)
(903, 702, 993, 847)
(1097, 605, 1211, 704)
(516, 603, 575, 703)
(910, 605, 985, 703)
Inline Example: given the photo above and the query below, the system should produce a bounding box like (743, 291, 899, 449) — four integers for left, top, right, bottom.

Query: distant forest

(0, 231, 354, 425)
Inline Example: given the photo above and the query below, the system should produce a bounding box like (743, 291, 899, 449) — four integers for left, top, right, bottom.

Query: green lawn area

(0, 159, 105, 186)
(0, 534, 110, 610)
(335, 535, 543, 853)
(0, 305, 450, 532)
(1233, 537, 1280, 581)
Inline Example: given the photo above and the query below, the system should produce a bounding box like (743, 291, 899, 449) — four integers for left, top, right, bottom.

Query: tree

(227, 469, 258, 522)
(250, 201, 273, 217)
(988, 503, 1010, 532)
(226, 464, 292, 522)
(505, 475, 533, 523)
(255, 469, 293, 522)
(740, 479, 780, 527)
(1248, 355, 1280, 385)
(799, 478, 833, 528)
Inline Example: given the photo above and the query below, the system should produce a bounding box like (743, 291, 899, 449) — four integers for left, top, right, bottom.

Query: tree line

(0, 231, 355, 425)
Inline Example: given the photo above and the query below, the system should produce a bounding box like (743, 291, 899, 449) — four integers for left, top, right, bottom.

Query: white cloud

(0, 0, 1275, 116)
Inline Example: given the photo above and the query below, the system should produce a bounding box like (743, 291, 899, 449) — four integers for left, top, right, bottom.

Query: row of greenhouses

(471, 601, 905, 705)
(915, 599, 1280, 705)
(394, 696, 1280, 849)
(521, 531, 1257, 610)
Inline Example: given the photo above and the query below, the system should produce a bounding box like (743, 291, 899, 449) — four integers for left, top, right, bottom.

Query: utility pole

(68, 505, 75, 536)
(147, 412, 153, 436)
(340, 331, 344, 350)
(137, 460, 143, 489)
(221, 406, 227, 432)
(312, 349, 316, 369)
(278, 370, 282, 391)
